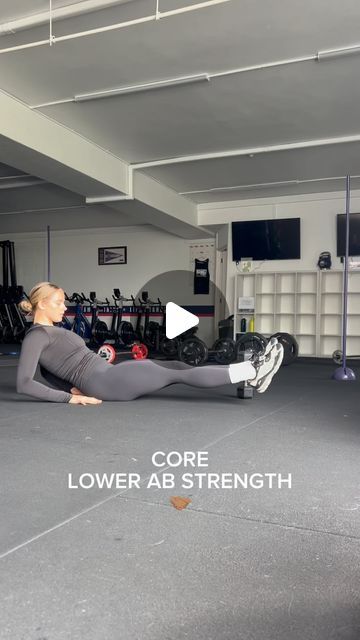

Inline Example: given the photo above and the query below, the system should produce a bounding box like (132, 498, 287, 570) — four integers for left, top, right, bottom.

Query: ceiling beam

(0, 90, 128, 197)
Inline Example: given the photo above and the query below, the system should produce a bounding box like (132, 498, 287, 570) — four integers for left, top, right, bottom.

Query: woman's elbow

(16, 376, 30, 395)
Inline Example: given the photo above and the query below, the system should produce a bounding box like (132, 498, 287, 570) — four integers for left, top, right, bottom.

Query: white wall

(0, 226, 187, 297)
(203, 190, 360, 314)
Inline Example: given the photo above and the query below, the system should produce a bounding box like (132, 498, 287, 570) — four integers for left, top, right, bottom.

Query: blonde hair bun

(19, 299, 33, 314)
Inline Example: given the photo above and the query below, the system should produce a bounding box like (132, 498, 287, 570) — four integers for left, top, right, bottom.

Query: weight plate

(143, 321, 160, 348)
(118, 320, 135, 346)
(212, 337, 237, 364)
(131, 343, 148, 359)
(97, 343, 116, 363)
(159, 336, 178, 357)
(270, 332, 299, 366)
(93, 320, 109, 345)
(236, 332, 267, 358)
(178, 338, 208, 366)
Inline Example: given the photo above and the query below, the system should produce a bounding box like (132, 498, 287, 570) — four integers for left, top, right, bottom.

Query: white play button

(166, 302, 199, 339)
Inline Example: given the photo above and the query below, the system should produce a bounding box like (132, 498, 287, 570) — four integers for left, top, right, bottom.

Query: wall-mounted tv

(232, 218, 301, 261)
(337, 213, 360, 256)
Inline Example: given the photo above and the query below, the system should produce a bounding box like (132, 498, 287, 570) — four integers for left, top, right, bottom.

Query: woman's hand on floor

(69, 395, 102, 405)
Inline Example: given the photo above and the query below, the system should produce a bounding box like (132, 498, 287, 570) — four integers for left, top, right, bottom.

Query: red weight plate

(131, 343, 148, 359)
(98, 343, 116, 363)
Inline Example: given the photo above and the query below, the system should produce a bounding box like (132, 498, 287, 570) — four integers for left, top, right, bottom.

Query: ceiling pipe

(0, 0, 131, 36)
(317, 44, 360, 61)
(74, 74, 210, 102)
(181, 180, 300, 194)
(179, 175, 360, 195)
(131, 133, 360, 169)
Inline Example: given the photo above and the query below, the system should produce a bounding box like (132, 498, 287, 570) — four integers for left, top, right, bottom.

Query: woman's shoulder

(26, 323, 50, 334)
(24, 324, 52, 342)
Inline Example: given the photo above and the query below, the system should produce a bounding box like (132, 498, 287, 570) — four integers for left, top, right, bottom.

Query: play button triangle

(165, 302, 199, 339)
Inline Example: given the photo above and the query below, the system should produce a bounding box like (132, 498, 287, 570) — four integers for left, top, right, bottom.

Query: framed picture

(98, 246, 127, 265)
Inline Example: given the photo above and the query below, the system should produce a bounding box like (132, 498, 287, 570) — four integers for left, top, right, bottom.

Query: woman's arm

(16, 328, 72, 402)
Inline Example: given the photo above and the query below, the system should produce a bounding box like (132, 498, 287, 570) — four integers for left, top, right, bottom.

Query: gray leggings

(80, 358, 254, 401)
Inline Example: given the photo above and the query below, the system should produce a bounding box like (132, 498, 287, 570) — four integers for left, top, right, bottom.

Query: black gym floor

(1, 356, 360, 640)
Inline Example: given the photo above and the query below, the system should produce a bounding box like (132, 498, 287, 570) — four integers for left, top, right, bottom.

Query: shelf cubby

(255, 296, 273, 313)
(347, 297, 360, 314)
(348, 273, 360, 293)
(258, 273, 275, 293)
(237, 274, 255, 297)
(255, 295, 275, 315)
(276, 273, 296, 293)
(347, 336, 360, 355)
(297, 272, 318, 293)
(297, 335, 316, 356)
(297, 294, 317, 314)
(321, 271, 343, 293)
(319, 336, 341, 357)
(276, 294, 295, 314)
(255, 316, 275, 335)
(320, 315, 342, 336)
(347, 316, 360, 335)
(297, 315, 316, 335)
(321, 293, 342, 315)
(274, 314, 294, 334)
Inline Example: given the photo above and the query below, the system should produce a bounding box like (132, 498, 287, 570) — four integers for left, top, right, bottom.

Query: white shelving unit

(233, 270, 360, 358)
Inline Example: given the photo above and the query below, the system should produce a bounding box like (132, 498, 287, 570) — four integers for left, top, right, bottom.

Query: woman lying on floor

(16, 283, 284, 405)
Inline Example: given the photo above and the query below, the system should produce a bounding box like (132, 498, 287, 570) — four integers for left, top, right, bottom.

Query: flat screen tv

(232, 218, 301, 261)
(337, 213, 360, 256)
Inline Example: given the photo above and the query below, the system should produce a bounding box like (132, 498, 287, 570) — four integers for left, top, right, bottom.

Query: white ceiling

(0, 0, 359, 208)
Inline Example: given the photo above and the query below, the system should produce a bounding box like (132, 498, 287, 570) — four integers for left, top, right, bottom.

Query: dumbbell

(237, 348, 254, 399)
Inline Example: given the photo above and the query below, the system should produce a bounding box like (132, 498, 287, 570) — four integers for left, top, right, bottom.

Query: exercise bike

(60, 292, 92, 341)
(82, 291, 111, 346)
(140, 292, 167, 354)
(110, 288, 137, 345)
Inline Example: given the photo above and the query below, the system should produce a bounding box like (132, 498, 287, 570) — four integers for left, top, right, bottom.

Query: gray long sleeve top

(16, 324, 101, 402)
